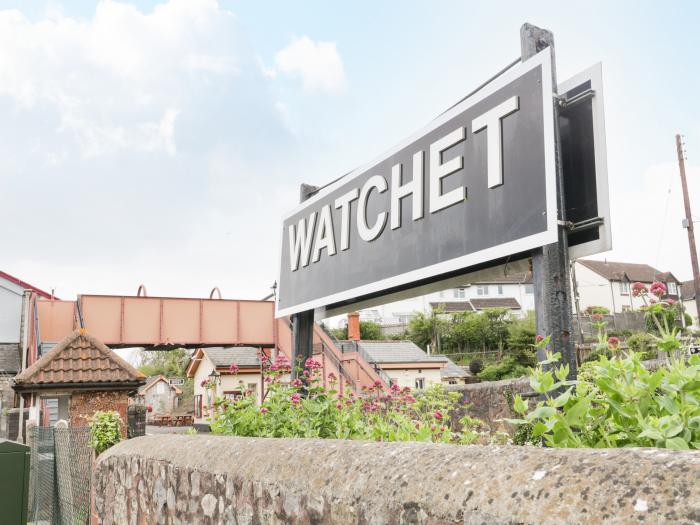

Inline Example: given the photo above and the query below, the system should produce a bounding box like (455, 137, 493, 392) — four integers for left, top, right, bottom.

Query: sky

(1, 0, 699, 308)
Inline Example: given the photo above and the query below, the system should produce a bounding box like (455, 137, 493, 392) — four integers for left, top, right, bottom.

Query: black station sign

(278, 49, 557, 317)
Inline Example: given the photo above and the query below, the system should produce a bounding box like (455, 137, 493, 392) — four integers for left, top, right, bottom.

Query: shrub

(210, 357, 489, 445)
(478, 357, 531, 382)
(509, 337, 700, 449)
(89, 411, 122, 455)
(468, 359, 484, 375)
(626, 332, 657, 360)
(584, 306, 610, 315)
(507, 312, 536, 351)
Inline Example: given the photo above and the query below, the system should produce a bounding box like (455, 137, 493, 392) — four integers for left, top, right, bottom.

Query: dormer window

(620, 281, 630, 295)
(667, 281, 678, 295)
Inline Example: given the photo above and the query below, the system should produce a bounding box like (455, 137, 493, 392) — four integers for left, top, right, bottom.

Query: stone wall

(70, 390, 128, 434)
(94, 435, 700, 524)
(447, 377, 532, 432)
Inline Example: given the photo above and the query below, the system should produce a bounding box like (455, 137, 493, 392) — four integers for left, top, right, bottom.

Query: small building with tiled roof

(135, 375, 183, 414)
(13, 330, 145, 429)
(470, 297, 521, 310)
(340, 339, 447, 391)
(573, 259, 681, 314)
(187, 346, 284, 426)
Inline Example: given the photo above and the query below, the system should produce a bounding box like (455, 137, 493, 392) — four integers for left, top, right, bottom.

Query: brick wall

(70, 390, 129, 434)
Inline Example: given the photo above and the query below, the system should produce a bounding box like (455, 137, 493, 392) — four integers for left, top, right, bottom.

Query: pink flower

(373, 379, 382, 388)
(290, 393, 301, 404)
(390, 383, 401, 392)
(607, 336, 620, 348)
(304, 358, 322, 370)
(667, 298, 675, 305)
(434, 410, 443, 420)
(291, 379, 303, 387)
(264, 376, 273, 383)
(302, 370, 310, 377)
(335, 402, 343, 409)
(328, 372, 337, 381)
(259, 407, 268, 414)
(632, 282, 647, 297)
(229, 364, 239, 374)
(591, 313, 604, 321)
(650, 281, 667, 297)
(535, 335, 544, 343)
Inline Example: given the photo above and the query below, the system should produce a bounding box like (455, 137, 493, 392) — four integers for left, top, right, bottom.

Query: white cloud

(0, 0, 236, 157)
(274, 36, 346, 94)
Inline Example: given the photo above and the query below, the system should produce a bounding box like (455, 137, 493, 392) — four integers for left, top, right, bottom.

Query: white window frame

(476, 285, 489, 296)
(414, 377, 425, 389)
(497, 284, 504, 295)
(620, 281, 630, 295)
(453, 288, 465, 299)
(668, 281, 677, 295)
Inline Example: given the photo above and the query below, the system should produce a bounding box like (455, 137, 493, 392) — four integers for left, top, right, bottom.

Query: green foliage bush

(331, 320, 385, 341)
(89, 411, 122, 455)
(468, 359, 484, 375)
(626, 332, 658, 360)
(210, 356, 489, 445)
(478, 356, 532, 382)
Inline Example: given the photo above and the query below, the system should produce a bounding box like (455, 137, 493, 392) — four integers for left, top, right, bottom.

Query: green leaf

(664, 437, 690, 450)
(512, 394, 528, 415)
(564, 398, 590, 427)
(551, 387, 573, 408)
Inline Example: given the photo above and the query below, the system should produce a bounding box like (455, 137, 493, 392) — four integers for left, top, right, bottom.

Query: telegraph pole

(676, 134, 700, 318)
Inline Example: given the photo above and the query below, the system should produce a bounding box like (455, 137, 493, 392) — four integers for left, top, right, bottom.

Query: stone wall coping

(96, 435, 700, 524)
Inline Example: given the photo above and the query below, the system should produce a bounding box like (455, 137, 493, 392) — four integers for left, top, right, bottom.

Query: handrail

(209, 287, 222, 300)
(136, 284, 148, 297)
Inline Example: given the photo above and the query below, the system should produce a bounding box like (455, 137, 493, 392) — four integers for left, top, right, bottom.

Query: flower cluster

(649, 281, 667, 297)
(632, 282, 647, 297)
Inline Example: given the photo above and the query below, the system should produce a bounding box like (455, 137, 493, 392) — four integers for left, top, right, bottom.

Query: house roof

(436, 356, 468, 378)
(470, 298, 521, 310)
(354, 341, 447, 364)
(0, 344, 21, 374)
(139, 375, 182, 395)
(682, 280, 698, 300)
(204, 347, 261, 368)
(13, 330, 146, 391)
(467, 272, 532, 285)
(578, 260, 677, 284)
(0, 270, 56, 299)
(430, 301, 474, 313)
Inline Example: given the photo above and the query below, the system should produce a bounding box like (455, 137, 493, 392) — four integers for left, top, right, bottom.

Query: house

(573, 259, 681, 314)
(437, 356, 471, 385)
(681, 280, 699, 327)
(187, 347, 286, 427)
(0, 271, 55, 425)
(12, 330, 146, 431)
(135, 375, 183, 413)
(343, 340, 447, 390)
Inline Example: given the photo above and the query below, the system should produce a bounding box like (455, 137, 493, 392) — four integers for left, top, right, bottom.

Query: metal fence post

(521, 23, 576, 378)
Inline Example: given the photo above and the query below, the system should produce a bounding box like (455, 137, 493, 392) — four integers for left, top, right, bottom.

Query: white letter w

(289, 212, 317, 271)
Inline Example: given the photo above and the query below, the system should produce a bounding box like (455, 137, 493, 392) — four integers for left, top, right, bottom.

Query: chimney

(347, 312, 360, 341)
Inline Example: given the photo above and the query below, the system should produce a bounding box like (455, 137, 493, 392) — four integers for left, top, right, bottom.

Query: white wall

(683, 299, 698, 328)
(0, 278, 23, 343)
(382, 367, 442, 390)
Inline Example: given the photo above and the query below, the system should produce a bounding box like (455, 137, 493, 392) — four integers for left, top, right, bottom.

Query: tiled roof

(468, 272, 532, 285)
(0, 270, 56, 299)
(0, 344, 21, 374)
(681, 280, 697, 300)
(14, 330, 146, 390)
(430, 302, 474, 313)
(578, 260, 676, 284)
(470, 298, 521, 310)
(355, 341, 447, 364)
(203, 347, 261, 368)
(139, 375, 182, 395)
(437, 357, 468, 378)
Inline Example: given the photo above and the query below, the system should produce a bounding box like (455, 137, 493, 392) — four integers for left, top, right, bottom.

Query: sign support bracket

(521, 23, 577, 378)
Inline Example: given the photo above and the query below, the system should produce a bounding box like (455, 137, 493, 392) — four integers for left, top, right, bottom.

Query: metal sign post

(521, 23, 576, 376)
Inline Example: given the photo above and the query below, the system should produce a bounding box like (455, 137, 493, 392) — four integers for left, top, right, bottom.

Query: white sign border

(277, 48, 557, 318)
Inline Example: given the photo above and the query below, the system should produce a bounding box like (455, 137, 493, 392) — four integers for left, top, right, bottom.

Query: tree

(137, 348, 191, 377)
(406, 308, 448, 352)
(330, 320, 385, 340)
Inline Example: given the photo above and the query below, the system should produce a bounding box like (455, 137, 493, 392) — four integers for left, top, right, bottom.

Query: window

(194, 395, 202, 418)
(453, 288, 465, 299)
(525, 284, 534, 294)
(156, 382, 165, 394)
(247, 383, 258, 397)
(620, 281, 630, 295)
(223, 390, 243, 401)
(448, 379, 458, 385)
(497, 285, 504, 295)
(668, 281, 678, 295)
(414, 377, 425, 389)
(476, 285, 489, 296)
